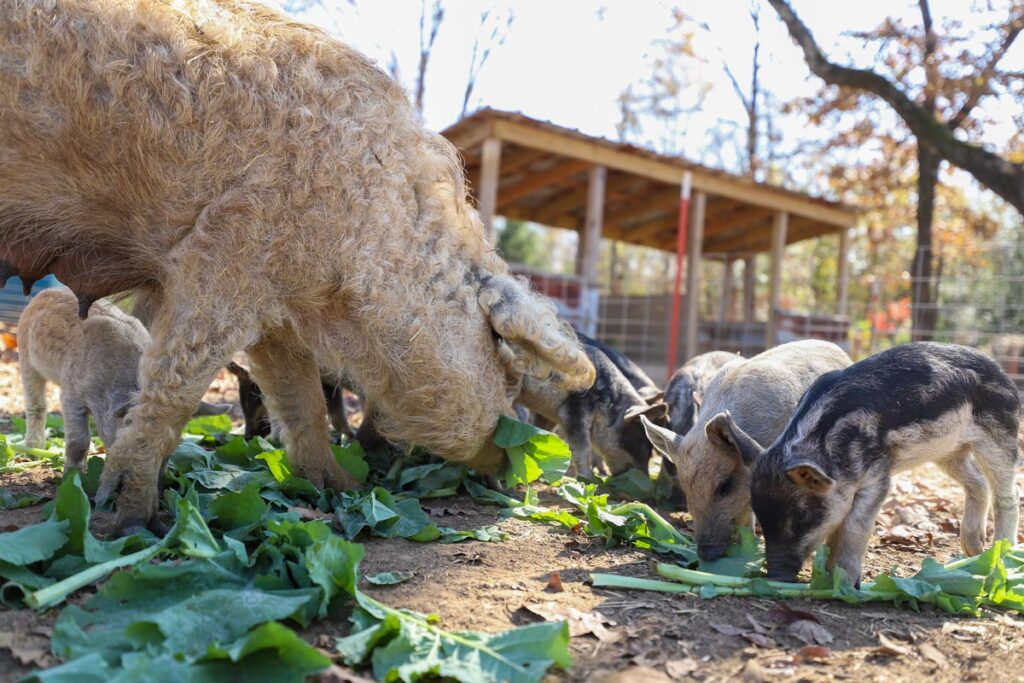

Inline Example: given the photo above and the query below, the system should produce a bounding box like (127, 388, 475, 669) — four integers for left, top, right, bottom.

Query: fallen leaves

(523, 602, 621, 643)
(874, 631, 912, 657)
(795, 645, 831, 661)
(664, 657, 699, 680)
(547, 570, 564, 592)
(787, 619, 834, 646)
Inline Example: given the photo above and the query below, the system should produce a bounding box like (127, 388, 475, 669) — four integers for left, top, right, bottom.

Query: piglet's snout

(697, 542, 727, 561)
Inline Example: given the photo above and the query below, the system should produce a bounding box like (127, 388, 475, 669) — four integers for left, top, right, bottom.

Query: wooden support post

(478, 137, 502, 239)
(766, 212, 788, 348)
(719, 256, 734, 324)
(576, 166, 606, 283)
(683, 191, 706, 362)
(742, 255, 756, 323)
(836, 227, 851, 316)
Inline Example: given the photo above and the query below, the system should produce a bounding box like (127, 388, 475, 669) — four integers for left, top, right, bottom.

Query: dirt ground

(2, 355, 1024, 683)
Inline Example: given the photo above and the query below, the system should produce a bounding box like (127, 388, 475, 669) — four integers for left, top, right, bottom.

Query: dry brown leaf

(710, 622, 748, 636)
(918, 642, 948, 667)
(745, 614, 770, 634)
(741, 659, 767, 683)
(766, 601, 821, 625)
(0, 631, 50, 668)
(523, 602, 620, 643)
(875, 632, 911, 657)
(788, 619, 834, 645)
(743, 632, 775, 648)
(547, 571, 564, 592)
(665, 657, 699, 680)
(795, 645, 831, 661)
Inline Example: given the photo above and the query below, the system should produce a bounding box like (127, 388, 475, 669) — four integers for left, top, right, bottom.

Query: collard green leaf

(209, 481, 268, 530)
(338, 601, 571, 683)
(196, 621, 330, 683)
(698, 526, 764, 577)
(51, 471, 131, 565)
(183, 414, 234, 437)
(0, 519, 69, 566)
(332, 442, 370, 484)
(0, 488, 43, 510)
(495, 416, 571, 487)
(305, 535, 364, 617)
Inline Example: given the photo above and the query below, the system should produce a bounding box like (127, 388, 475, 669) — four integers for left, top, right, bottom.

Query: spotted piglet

(737, 342, 1021, 585)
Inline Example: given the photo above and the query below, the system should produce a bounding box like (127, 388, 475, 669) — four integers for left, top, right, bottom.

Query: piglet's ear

(705, 411, 763, 466)
(638, 387, 665, 403)
(624, 401, 669, 425)
(786, 462, 835, 496)
(639, 415, 683, 461)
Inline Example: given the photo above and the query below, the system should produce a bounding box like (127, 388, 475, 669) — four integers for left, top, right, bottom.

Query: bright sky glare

(278, 1, 1022, 175)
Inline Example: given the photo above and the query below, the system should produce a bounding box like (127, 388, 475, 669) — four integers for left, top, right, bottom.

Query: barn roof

(442, 108, 857, 254)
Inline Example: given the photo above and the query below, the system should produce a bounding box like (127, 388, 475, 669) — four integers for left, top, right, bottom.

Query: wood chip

(547, 571, 564, 592)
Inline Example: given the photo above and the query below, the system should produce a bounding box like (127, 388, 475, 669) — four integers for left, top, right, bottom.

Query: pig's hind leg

(937, 449, 989, 556)
(247, 326, 356, 492)
(971, 429, 1020, 547)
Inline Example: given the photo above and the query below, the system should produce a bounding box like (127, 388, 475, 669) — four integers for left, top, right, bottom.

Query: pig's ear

(112, 394, 138, 421)
(786, 462, 835, 495)
(624, 401, 669, 425)
(195, 401, 232, 416)
(705, 411, 763, 466)
(639, 414, 683, 461)
(638, 387, 665, 403)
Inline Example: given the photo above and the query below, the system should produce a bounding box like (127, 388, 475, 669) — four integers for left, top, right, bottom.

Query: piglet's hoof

(116, 514, 168, 539)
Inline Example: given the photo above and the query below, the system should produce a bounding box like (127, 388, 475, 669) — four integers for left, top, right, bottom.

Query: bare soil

(2, 356, 1024, 683)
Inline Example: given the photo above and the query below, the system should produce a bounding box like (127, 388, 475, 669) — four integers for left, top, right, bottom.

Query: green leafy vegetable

(494, 416, 571, 487)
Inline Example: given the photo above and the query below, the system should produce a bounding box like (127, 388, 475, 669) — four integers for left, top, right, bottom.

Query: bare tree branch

(415, 0, 444, 115)
(947, 6, 1024, 129)
(768, 0, 1024, 213)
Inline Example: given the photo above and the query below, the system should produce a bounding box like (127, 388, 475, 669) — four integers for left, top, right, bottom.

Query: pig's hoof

(94, 471, 123, 507)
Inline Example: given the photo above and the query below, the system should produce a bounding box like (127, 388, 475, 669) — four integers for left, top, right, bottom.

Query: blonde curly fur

(0, 0, 594, 530)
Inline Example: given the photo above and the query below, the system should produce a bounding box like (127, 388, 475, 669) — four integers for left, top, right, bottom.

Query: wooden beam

(489, 118, 857, 227)
(622, 214, 678, 244)
(683, 191, 706, 361)
(603, 189, 682, 231)
(743, 255, 756, 323)
(576, 166, 606, 284)
(477, 137, 502, 239)
(704, 206, 774, 238)
(766, 212, 788, 347)
(836, 227, 851, 316)
(534, 185, 588, 226)
(497, 159, 589, 209)
(445, 118, 496, 152)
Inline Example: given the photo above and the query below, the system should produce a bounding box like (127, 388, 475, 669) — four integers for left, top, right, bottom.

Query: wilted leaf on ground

(523, 601, 619, 643)
(365, 571, 414, 586)
(795, 645, 830, 661)
(709, 622, 747, 637)
(664, 657, 699, 680)
(874, 632, 911, 657)
(766, 602, 821, 625)
(787, 620, 833, 646)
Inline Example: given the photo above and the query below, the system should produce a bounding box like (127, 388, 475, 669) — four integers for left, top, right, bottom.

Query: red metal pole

(666, 172, 692, 383)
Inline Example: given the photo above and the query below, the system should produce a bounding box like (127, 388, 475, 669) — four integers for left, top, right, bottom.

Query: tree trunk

(912, 146, 939, 341)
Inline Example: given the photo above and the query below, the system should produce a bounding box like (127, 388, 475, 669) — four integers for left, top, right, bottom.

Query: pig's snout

(697, 542, 728, 561)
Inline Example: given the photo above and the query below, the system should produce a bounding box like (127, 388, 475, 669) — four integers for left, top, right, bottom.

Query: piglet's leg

(561, 414, 594, 479)
(96, 289, 252, 535)
(61, 394, 91, 472)
(826, 476, 890, 588)
(973, 435, 1021, 546)
(21, 364, 48, 449)
(247, 327, 356, 492)
(939, 450, 989, 556)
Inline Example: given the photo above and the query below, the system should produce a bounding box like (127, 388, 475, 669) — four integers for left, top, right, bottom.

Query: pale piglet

(19, 289, 229, 470)
(641, 340, 852, 560)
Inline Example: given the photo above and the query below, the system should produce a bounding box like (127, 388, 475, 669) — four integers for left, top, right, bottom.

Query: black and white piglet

(722, 342, 1021, 585)
(516, 344, 669, 476)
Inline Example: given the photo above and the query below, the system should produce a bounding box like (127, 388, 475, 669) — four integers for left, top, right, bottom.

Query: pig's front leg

(247, 326, 356, 492)
(560, 412, 594, 478)
(60, 394, 91, 472)
(96, 285, 252, 534)
(826, 476, 890, 588)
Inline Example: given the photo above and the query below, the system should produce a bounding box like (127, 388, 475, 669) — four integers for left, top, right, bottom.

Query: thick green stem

(590, 573, 695, 593)
(26, 541, 166, 609)
(655, 563, 804, 591)
(10, 443, 62, 460)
